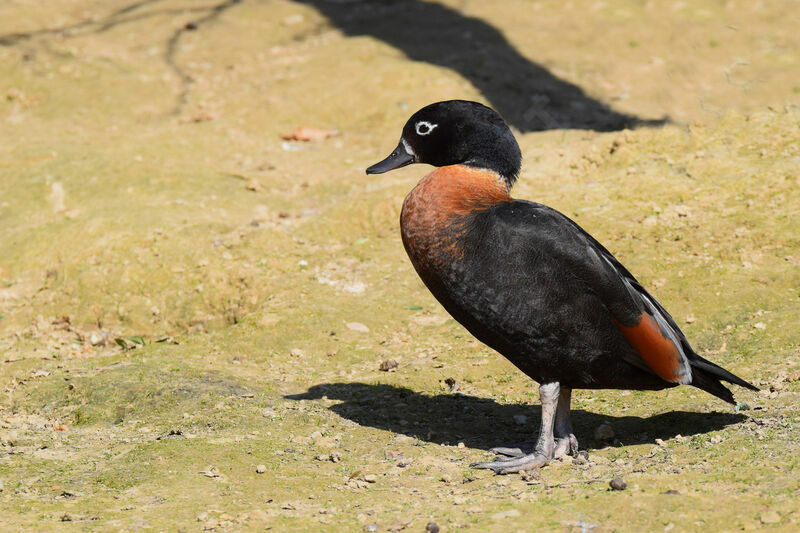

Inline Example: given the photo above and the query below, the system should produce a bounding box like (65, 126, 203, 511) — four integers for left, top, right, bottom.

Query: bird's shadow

(286, 382, 744, 450)
(293, 0, 668, 132)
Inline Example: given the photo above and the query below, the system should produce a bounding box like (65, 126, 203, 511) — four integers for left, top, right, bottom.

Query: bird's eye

(415, 121, 437, 136)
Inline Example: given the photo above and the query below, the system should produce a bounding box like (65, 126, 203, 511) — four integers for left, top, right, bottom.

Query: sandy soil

(1, 1, 799, 531)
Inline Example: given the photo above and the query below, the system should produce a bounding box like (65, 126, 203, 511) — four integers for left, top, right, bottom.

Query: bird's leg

(553, 387, 579, 458)
(471, 382, 560, 474)
(490, 387, 578, 459)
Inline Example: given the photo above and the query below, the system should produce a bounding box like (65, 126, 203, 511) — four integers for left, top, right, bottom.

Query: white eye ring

(415, 121, 437, 136)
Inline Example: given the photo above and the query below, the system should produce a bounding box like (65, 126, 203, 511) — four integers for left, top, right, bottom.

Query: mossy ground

(1, 1, 799, 531)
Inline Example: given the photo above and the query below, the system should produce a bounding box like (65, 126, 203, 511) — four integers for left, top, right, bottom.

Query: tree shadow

(2, 0, 669, 128)
(286, 382, 744, 450)
(293, 0, 668, 132)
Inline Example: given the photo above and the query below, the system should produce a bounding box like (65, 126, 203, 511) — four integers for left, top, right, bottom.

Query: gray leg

(471, 382, 560, 474)
(553, 387, 579, 458)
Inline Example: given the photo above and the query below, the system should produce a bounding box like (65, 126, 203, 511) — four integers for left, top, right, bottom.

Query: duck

(366, 100, 757, 474)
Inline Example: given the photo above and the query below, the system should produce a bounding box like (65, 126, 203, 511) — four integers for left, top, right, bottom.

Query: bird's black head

(366, 100, 522, 185)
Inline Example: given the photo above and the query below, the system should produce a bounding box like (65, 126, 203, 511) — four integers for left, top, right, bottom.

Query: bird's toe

(553, 434, 579, 459)
(471, 452, 550, 474)
(489, 443, 533, 458)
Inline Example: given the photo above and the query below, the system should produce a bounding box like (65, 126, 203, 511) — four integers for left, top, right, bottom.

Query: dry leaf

(50, 182, 66, 213)
(281, 126, 338, 142)
(187, 112, 216, 123)
(346, 322, 369, 333)
(245, 178, 262, 192)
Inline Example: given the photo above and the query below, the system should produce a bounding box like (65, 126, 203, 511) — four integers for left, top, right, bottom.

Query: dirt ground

(1, 0, 799, 531)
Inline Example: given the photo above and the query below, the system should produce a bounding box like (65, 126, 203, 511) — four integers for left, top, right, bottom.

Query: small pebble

(256, 464, 267, 474)
(248, 509, 270, 521)
(426, 522, 440, 533)
(363, 474, 377, 483)
(282, 14, 305, 26)
(330, 452, 342, 463)
(609, 477, 627, 491)
(442, 377, 458, 392)
(493, 509, 521, 519)
(379, 359, 399, 372)
(573, 451, 589, 465)
(363, 524, 379, 532)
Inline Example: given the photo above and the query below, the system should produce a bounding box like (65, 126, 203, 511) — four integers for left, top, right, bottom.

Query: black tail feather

(691, 368, 736, 404)
(689, 353, 759, 390)
(688, 352, 758, 404)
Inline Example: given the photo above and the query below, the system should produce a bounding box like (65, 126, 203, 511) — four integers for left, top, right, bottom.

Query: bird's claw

(470, 452, 550, 474)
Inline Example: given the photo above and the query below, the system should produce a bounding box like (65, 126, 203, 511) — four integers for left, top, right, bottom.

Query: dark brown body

(401, 164, 748, 397)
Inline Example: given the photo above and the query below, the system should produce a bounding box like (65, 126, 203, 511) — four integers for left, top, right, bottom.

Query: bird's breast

(400, 165, 511, 284)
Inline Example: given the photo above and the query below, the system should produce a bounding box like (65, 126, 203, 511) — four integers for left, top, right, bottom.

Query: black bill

(366, 141, 414, 174)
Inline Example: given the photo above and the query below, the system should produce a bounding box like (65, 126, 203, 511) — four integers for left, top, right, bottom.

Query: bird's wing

(499, 201, 693, 384)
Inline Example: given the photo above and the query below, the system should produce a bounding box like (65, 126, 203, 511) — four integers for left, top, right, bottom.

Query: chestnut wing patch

(614, 312, 688, 383)
(582, 244, 693, 385)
